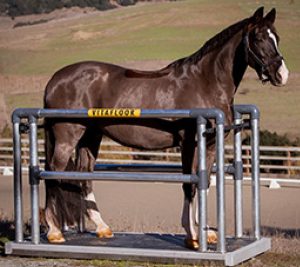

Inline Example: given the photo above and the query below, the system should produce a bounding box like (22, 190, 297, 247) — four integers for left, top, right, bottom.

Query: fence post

(245, 148, 251, 175)
(287, 150, 291, 177)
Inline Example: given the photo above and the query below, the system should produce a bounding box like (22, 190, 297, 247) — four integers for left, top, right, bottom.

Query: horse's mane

(125, 17, 250, 78)
(168, 18, 250, 69)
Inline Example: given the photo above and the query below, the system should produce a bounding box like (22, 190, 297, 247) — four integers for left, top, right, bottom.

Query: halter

(243, 33, 283, 82)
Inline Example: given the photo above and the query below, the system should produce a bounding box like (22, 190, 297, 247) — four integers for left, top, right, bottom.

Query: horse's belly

(102, 125, 177, 150)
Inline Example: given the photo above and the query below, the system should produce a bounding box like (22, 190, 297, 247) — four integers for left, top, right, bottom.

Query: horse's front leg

(84, 189, 114, 238)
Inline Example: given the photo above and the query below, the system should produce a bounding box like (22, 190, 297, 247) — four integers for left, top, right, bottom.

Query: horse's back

(44, 61, 124, 109)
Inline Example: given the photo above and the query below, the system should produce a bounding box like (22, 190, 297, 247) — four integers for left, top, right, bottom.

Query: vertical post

(216, 123, 226, 253)
(29, 116, 40, 244)
(287, 150, 291, 177)
(251, 116, 261, 240)
(197, 116, 207, 252)
(234, 113, 243, 238)
(13, 120, 23, 242)
(245, 149, 251, 175)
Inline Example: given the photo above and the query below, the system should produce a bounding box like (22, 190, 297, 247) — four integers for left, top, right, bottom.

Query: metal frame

(6, 105, 270, 266)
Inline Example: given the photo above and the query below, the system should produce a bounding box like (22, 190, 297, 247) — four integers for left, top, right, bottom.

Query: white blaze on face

(268, 29, 289, 85)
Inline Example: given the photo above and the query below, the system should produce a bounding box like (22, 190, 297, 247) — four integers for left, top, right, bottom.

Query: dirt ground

(0, 175, 299, 266)
(1, 175, 299, 233)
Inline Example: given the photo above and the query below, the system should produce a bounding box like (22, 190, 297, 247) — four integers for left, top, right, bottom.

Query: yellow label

(88, 108, 141, 118)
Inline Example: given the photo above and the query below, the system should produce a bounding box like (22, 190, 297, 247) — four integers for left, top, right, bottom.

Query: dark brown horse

(43, 7, 288, 248)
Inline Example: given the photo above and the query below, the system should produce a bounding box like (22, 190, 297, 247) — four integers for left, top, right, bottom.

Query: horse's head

(245, 7, 289, 86)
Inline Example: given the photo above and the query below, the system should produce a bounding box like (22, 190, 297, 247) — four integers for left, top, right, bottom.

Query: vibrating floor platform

(7, 106, 270, 266)
(6, 232, 271, 266)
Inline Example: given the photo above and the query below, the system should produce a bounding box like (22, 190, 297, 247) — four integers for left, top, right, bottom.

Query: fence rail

(1, 138, 299, 179)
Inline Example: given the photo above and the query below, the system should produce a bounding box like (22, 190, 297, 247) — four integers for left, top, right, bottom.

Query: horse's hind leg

(45, 158, 75, 243)
(45, 123, 85, 243)
(76, 130, 113, 238)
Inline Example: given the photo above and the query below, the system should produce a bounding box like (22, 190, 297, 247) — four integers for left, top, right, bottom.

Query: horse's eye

(253, 37, 264, 44)
(254, 33, 264, 42)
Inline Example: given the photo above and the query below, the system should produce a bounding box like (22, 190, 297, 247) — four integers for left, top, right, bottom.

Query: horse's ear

(264, 8, 276, 24)
(245, 7, 264, 33)
(252, 7, 264, 24)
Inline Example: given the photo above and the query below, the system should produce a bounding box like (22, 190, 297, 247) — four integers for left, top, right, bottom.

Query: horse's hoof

(97, 227, 114, 239)
(47, 232, 66, 243)
(184, 238, 199, 250)
(207, 229, 218, 244)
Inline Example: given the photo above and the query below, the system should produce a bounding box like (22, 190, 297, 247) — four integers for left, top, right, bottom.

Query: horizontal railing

(0, 138, 299, 178)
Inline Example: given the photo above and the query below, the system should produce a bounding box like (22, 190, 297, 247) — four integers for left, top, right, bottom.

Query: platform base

(5, 232, 271, 266)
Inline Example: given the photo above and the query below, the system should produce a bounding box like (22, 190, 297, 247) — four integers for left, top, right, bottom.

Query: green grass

(0, 0, 299, 137)
(0, 0, 299, 75)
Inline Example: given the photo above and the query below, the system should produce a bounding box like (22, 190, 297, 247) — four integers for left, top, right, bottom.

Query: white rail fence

(1, 138, 300, 187)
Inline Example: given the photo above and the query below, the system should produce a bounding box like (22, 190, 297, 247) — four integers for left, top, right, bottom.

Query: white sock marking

(85, 192, 109, 230)
(182, 198, 197, 240)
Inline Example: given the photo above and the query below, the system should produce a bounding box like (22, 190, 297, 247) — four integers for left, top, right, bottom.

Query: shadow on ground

(0, 220, 15, 255)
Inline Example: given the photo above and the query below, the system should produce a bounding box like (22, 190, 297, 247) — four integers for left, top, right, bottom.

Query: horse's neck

(231, 33, 249, 90)
(196, 31, 248, 101)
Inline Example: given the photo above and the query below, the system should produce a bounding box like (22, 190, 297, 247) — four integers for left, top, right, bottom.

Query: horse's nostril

(275, 70, 282, 82)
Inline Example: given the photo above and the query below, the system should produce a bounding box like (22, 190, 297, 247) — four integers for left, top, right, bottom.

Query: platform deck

(6, 232, 271, 266)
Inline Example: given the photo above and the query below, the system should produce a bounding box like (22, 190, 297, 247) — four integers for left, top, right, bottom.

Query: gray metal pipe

(93, 163, 237, 175)
(234, 116, 243, 238)
(211, 164, 235, 174)
(12, 107, 225, 121)
(216, 124, 226, 253)
(197, 118, 207, 252)
(234, 105, 260, 120)
(251, 118, 261, 240)
(235, 105, 261, 240)
(40, 171, 198, 184)
(13, 121, 23, 243)
(190, 109, 225, 124)
(29, 118, 40, 244)
(13, 108, 192, 119)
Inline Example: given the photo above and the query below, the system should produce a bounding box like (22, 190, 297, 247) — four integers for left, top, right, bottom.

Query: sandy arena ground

(0, 174, 299, 235)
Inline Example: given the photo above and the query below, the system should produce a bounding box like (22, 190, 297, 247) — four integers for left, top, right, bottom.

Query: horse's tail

(44, 119, 83, 229)
(44, 118, 53, 172)
(44, 118, 61, 228)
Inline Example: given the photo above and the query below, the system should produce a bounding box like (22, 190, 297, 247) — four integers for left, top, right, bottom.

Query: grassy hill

(0, 0, 299, 137)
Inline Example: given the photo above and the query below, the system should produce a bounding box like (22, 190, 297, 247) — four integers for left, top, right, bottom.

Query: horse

(43, 7, 289, 249)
